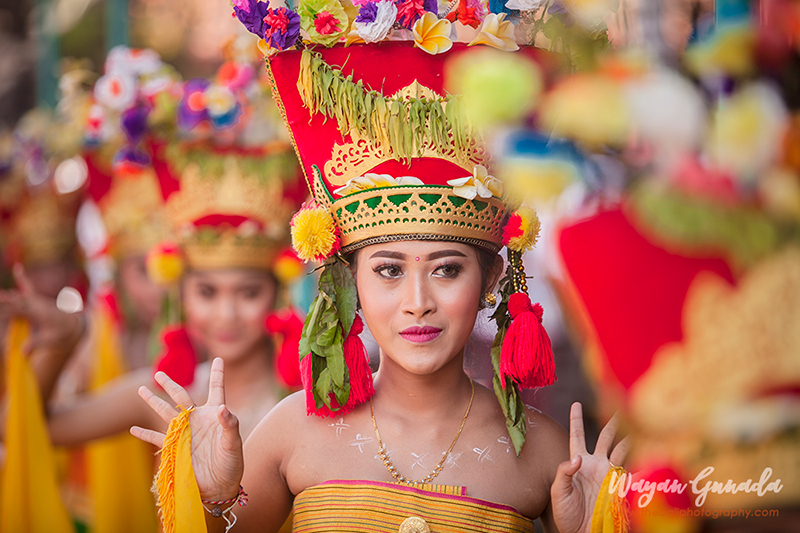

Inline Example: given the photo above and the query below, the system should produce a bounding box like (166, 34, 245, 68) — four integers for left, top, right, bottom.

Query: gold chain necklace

(370, 379, 474, 485)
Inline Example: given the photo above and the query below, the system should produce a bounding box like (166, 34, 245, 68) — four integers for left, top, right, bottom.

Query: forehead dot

(415, 257, 420, 261)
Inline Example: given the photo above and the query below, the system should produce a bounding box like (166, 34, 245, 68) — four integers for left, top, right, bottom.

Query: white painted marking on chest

(445, 452, 463, 469)
(410, 452, 429, 469)
(473, 446, 494, 463)
(498, 436, 512, 453)
(330, 418, 350, 436)
(524, 405, 540, 428)
(348, 433, 373, 453)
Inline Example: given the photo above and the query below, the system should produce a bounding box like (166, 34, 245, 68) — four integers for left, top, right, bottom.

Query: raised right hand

(131, 357, 244, 502)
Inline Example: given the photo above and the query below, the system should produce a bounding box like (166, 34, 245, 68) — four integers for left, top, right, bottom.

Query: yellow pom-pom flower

(273, 248, 305, 284)
(146, 241, 185, 286)
(290, 203, 341, 262)
(502, 206, 541, 253)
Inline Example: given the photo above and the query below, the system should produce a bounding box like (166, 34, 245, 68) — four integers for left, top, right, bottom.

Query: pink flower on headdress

(314, 11, 341, 35)
(265, 9, 289, 33)
(232, 0, 250, 12)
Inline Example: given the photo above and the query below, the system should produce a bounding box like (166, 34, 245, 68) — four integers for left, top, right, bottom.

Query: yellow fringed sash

(591, 465, 630, 533)
(154, 406, 206, 533)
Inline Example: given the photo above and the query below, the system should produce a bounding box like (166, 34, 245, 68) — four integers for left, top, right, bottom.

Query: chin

(207, 341, 252, 363)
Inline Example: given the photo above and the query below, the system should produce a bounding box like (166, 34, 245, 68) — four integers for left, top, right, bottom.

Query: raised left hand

(0, 264, 85, 356)
(550, 402, 629, 533)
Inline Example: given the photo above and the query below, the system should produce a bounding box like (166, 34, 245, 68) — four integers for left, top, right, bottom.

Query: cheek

(356, 274, 395, 329)
(183, 292, 215, 332)
(238, 297, 273, 334)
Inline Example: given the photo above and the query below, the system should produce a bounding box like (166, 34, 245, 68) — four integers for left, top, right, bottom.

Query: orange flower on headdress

(146, 241, 185, 286)
(290, 202, 341, 262)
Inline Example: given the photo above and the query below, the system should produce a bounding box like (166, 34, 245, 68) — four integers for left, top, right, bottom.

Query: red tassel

(264, 309, 303, 389)
(342, 315, 374, 406)
(500, 292, 556, 389)
(153, 326, 197, 388)
(302, 315, 374, 417)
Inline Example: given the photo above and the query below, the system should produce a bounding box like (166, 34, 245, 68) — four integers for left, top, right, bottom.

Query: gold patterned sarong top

(292, 480, 535, 533)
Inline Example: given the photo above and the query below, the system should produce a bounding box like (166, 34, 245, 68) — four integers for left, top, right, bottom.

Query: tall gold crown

(7, 189, 80, 266)
(161, 145, 302, 271)
(97, 166, 169, 258)
(267, 46, 514, 254)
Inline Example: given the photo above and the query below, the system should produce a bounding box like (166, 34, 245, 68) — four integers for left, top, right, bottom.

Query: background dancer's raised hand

(131, 357, 245, 502)
(550, 402, 630, 533)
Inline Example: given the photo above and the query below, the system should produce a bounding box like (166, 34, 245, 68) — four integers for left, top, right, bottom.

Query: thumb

(551, 455, 581, 501)
(12, 263, 35, 296)
(217, 404, 240, 436)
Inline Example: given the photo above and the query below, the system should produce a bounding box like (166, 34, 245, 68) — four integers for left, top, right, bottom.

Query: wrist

(200, 484, 243, 504)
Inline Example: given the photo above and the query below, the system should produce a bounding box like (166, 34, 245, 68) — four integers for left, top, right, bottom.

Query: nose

(216, 294, 237, 323)
(400, 271, 435, 318)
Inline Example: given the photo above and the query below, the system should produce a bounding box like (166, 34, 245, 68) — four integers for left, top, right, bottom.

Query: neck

(372, 350, 472, 421)
(218, 339, 276, 409)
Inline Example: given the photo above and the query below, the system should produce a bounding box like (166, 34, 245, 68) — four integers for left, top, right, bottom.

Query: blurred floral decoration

(444, 0, 800, 528)
(228, 0, 614, 56)
(0, 60, 96, 276)
(86, 46, 182, 174)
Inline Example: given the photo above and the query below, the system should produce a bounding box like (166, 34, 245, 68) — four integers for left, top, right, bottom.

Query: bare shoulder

(519, 404, 569, 486)
(245, 390, 308, 449)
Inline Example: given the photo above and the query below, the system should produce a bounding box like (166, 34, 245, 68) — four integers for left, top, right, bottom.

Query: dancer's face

(183, 269, 276, 362)
(118, 255, 164, 326)
(355, 240, 488, 377)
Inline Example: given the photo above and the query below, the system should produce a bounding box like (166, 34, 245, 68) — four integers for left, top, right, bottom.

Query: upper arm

(234, 393, 304, 533)
(527, 407, 569, 487)
(47, 368, 163, 446)
(521, 407, 569, 524)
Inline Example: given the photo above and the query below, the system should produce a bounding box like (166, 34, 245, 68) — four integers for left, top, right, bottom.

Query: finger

(609, 435, 631, 467)
(12, 264, 34, 296)
(0, 292, 24, 315)
(569, 402, 588, 458)
(138, 385, 180, 423)
(207, 358, 226, 406)
(154, 371, 195, 409)
(550, 456, 582, 501)
(594, 411, 620, 457)
(218, 404, 240, 434)
(130, 425, 165, 448)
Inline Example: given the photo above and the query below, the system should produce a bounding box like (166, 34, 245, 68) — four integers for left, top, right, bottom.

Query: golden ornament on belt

(398, 516, 431, 533)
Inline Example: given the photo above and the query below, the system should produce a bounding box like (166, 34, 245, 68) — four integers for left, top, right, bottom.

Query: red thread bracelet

(202, 485, 248, 507)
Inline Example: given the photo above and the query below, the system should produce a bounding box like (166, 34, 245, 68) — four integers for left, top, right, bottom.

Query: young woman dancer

(132, 42, 629, 532)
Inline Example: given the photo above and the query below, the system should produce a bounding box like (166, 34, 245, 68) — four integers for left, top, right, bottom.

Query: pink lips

(400, 326, 442, 343)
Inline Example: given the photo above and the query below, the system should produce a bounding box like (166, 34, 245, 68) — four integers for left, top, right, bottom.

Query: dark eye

(241, 286, 261, 299)
(433, 263, 462, 278)
(198, 285, 216, 298)
(374, 263, 402, 279)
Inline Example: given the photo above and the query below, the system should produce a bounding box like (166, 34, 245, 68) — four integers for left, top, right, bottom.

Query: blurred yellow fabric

(86, 307, 159, 533)
(0, 318, 75, 533)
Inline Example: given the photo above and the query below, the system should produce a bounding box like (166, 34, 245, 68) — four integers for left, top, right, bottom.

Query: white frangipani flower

(333, 173, 424, 196)
(447, 165, 503, 200)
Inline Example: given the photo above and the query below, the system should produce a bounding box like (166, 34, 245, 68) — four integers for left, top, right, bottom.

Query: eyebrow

(368, 249, 467, 260)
